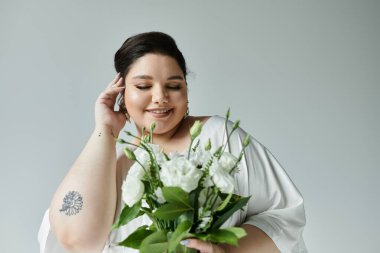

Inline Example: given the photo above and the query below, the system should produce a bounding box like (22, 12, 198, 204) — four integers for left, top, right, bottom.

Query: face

(123, 53, 188, 135)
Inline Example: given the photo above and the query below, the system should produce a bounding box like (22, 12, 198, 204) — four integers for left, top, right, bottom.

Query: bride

(38, 31, 307, 253)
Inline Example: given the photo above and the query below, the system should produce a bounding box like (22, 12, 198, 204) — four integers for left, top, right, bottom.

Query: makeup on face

(123, 54, 188, 135)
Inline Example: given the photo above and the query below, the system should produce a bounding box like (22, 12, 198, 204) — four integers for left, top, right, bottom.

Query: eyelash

(136, 85, 181, 90)
(136, 86, 149, 90)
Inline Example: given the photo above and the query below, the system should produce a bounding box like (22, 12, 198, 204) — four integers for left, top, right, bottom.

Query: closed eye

(136, 85, 151, 90)
(167, 85, 181, 90)
(134, 84, 182, 90)
(166, 83, 182, 90)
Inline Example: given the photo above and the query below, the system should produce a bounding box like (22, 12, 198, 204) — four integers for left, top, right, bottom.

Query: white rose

(189, 149, 212, 168)
(148, 144, 166, 164)
(219, 152, 238, 174)
(122, 177, 144, 207)
(128, 162, 146, 180)
(134, 144, 165, 166)
(160, 157, 202, 192)
(209, 158, 235, 194)
(134, 148, 149, 165)
(168, 151, 183, 160)
(132, 144, 165, 177)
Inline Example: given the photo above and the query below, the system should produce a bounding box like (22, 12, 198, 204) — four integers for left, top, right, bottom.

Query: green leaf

(189, 229, 241, 247)
(211, 196, 250, 230)
(190, 233, 209, 241)
(177, 211, 194, 225)
(140, 230, 168, 253)
(189, 188, 201, 220)
(223, 227, 247, 239)
(117, 225, 154, 249)
(142, 180, 153, 195)
(141, 242, 168, 253)
(162, 187, 191, 207)
(217, 192, 233, 211)
(154, 203, 192, 220)
(168, 220, 192, 252)
(209, 229, 239, 246)
(112, 201, 142, 229)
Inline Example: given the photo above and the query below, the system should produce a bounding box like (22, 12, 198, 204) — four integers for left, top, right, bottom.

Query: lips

(146, 108, 173, 118)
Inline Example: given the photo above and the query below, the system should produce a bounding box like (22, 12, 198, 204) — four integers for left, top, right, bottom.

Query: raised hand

(95, 73, 128, 135)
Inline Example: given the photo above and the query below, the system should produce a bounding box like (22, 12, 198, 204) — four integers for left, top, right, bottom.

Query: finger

(182, 239, 213, 252)
(107, 77, 124, 90)
(105, 86, 125, 96)
(97, 87, 124, 101)
(113, 76, 124, 87)
(107, 73, 121, 88)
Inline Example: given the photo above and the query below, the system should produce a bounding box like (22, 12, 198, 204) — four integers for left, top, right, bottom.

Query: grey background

(0, 0, 379, 252)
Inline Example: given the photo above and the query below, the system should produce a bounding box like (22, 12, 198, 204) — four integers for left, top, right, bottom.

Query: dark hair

(115, 31, 187, 78)
(114, 31, 188, 116)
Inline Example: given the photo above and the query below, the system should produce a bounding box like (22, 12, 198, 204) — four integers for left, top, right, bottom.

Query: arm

(222, 224, 280, 252)
(48, 74, 127, 253)
(49, 126, 117, 252)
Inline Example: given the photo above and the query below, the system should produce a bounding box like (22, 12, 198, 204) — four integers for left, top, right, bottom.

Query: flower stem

(187, 139, 194, 159)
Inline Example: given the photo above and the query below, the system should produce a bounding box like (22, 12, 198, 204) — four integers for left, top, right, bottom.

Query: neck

(132, 118, 188, 148)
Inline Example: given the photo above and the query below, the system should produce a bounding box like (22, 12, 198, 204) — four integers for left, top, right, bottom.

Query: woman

(38, 31, 307, 253)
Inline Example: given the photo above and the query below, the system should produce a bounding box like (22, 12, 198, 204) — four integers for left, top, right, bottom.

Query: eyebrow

(167, 75, 184, 81)
(132, 75, 153, 80)
(132, 75, 184, 81)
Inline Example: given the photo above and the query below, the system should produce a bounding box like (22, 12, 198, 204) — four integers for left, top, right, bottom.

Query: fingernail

(180, 240, 189, 245)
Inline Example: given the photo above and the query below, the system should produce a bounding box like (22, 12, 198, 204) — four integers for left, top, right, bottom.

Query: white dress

(38, 115, 308, 253)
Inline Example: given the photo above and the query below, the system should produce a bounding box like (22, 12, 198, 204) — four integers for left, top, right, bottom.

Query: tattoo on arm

(98, 130, 116, 138)
(59, 191, 83, 216)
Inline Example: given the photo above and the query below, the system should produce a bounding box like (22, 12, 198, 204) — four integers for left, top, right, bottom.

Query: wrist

(94, 125, 118, 139)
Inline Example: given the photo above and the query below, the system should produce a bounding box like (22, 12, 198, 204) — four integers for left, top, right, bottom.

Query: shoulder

(203, 115, 266, 150)
(198, 114, 234, 132)
(187, 115, 226, 129)
(185, 115, 213, 126)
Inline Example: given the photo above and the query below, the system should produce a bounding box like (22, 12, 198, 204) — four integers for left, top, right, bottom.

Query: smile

(147, 109, 171, 113)
(146, 108, 173, 118)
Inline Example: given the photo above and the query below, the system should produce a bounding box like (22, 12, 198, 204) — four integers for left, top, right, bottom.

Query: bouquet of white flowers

(113, 111, 251, 253)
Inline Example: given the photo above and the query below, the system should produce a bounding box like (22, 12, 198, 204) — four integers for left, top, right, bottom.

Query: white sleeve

(196, 115, 307, 252)
(240, 133, 307, 253)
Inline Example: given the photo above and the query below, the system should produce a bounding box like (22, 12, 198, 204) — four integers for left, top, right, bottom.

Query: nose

(152, 85, 169, 104)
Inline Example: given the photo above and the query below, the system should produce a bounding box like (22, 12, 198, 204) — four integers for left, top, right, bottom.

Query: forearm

(222, 224, 280, 253)
(49, 125, 118, 252)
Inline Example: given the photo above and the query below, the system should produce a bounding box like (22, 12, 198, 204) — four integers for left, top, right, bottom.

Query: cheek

(171, 90, 188, 103)
(124, 89, 148, 110)
(173, 91, 188, 110)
